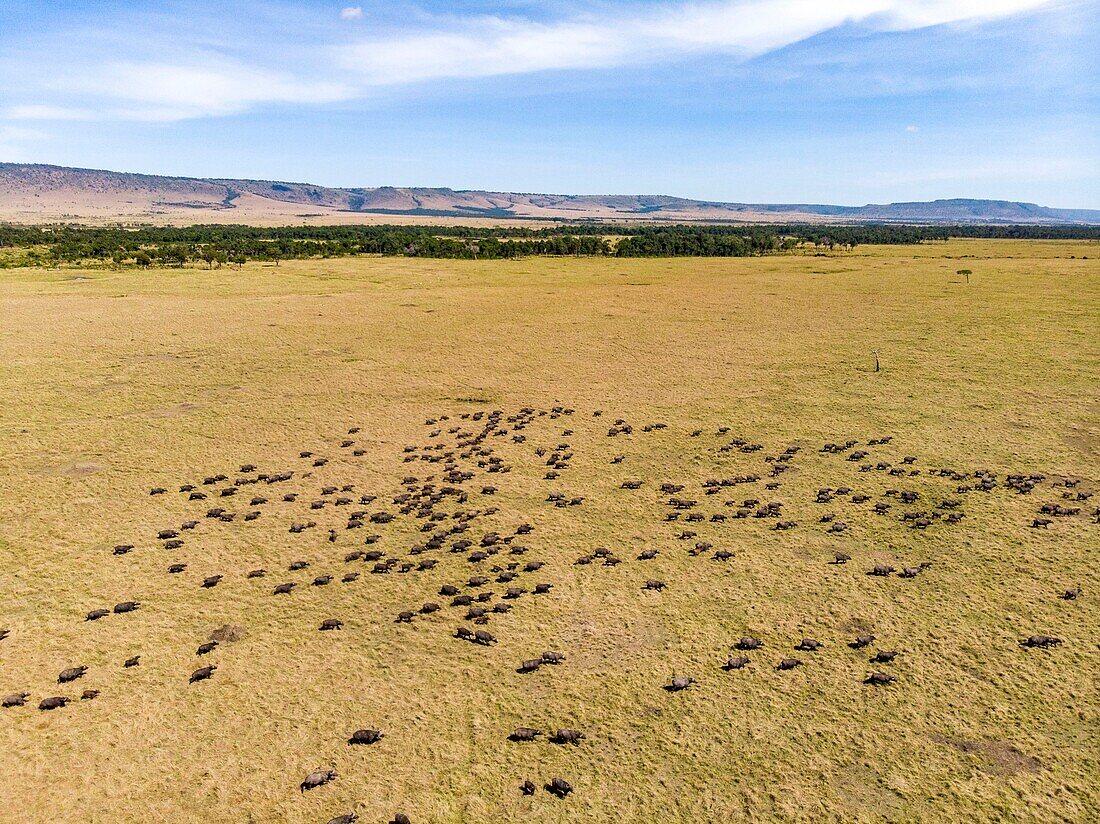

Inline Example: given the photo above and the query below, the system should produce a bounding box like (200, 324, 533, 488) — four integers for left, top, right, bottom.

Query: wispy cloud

(5, 105, 94, 121)
(71, 61, 354, 121)
(0, 124, 47, 159)
(337, 0, 1057, 85)
(0, 0, 1060, 122)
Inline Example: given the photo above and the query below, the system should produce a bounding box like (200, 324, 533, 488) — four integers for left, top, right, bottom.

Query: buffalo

(510, 727, 542, 742)
(667, 676, 696, 691)
(547, 777, 573, 798)
(190, 665, 216, 683)
(553, 729, 585, 745)
(58, 666, 88, 684)
(348, 729, 384, 745)
(1020, 635, 1062, 648)
(300, 769, 337, 793)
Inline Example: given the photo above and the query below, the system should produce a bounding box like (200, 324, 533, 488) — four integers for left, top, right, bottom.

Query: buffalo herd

(1, 403, 1092, 822)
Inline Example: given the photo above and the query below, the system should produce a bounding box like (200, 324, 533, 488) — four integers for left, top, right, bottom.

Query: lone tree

(957, 268, 972, 283)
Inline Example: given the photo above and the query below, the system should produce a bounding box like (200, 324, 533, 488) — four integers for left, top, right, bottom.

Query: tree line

(0, 223, 1095, 267)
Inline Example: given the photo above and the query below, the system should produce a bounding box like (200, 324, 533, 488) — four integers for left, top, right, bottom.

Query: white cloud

(906, 124, 920, 132)
(0, 0, 1058, 122)
(337, 0, 1056, 85)
(0, 125, 46, 142)
(63, 61, 355, 121)
(5, 104, 94, 121)
(0, 124, 47, 159)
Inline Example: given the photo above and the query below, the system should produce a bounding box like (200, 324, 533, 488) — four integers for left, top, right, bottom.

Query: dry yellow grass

(0, 239, 1097, 823)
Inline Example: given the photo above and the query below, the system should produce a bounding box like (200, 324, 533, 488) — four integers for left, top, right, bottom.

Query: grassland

(0, 239, 1097, 823)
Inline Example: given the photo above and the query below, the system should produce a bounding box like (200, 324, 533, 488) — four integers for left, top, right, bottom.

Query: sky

(0, 0, 1096, 206)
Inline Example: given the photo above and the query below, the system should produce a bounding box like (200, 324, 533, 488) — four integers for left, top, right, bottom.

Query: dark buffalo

(510, 727, 542, 742)
(865, 671, 896, 686)
(348, 729, 384, 745)
(547, 777, 573, 798)
(300, 769, 337, 792)
(58, 666, 88, 684)
(1020, 635, 1062, 648)
(190, 665, 216, 683)
(553, 729, 585, 745)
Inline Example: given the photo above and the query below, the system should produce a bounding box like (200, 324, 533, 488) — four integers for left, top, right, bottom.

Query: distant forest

(0, 223, 1096, 267)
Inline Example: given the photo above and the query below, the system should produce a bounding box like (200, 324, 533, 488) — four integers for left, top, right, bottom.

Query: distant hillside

(1, 163, 1097, 225)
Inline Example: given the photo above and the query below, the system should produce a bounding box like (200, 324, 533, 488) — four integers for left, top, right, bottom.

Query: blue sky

(0, 0, 1096, 206)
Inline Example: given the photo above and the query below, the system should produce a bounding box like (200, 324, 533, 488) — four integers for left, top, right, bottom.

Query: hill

(1, 163, 1097, 225)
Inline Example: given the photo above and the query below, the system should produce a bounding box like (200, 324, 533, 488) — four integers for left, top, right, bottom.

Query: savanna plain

(0, 239, 1097, 823)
